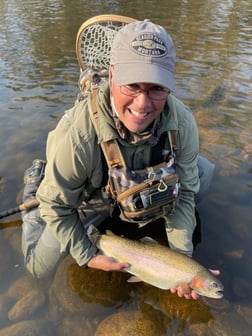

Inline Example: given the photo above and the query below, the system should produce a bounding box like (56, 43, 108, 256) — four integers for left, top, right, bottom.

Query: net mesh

(77, 21, 129, 71)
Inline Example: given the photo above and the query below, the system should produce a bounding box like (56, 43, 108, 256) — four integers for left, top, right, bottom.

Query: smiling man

(21, 19, 216, 299)
(110, 80, 169, 133)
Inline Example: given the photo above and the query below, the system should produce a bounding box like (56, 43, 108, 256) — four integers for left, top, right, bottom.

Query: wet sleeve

(166, 109, 200, 255)
(36, 104, 102, 266)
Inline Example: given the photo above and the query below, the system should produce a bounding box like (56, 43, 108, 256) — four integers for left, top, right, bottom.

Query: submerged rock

(135, 285, 213, 324)
(236, 304, 252, 325)
(0, 319, 55, 336)
(55, 316, 96, 336)
(8, 289, 46, 322)
(211, 311, 250, 336)
(0, 295, 13, 325)
(95, 310, 163, 336)
(186, 322, 210, 336)
(50, 255, 131, 315)
(4, 274, 50, 325)
(6, 276, 38, 301)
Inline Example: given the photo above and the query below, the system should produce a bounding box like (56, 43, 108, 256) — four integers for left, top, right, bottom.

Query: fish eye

(212, 282, 218, 288)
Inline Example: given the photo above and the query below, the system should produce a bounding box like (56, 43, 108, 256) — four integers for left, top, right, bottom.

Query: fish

(87, 226, 224, 299)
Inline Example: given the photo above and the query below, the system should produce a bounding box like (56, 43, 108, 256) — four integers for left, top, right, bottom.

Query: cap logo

(131, 33, 167, 57)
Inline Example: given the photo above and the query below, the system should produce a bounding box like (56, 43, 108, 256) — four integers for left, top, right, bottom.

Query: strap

(168, 130, 180, 155)
(89, 88, 126, 168)
(169, 130, 179, 150)
(168, 94, 180, 153)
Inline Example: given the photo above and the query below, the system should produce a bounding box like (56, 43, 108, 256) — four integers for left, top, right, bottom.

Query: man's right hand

(87, 253, 130, 272)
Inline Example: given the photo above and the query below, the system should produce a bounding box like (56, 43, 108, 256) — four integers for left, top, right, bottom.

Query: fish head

(190, 275, 224, 299)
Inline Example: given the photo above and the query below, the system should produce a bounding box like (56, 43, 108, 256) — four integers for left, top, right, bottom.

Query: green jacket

(37, 81, 199, 266)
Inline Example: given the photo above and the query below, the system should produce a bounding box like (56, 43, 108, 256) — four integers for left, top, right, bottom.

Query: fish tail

(87, 224, 101, 243)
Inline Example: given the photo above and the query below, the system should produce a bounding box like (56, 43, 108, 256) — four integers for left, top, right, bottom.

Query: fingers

(87, 254, 130, 272)
(177, 284, 193, 299)
(110, 261, 130, 272)
(209, 269, 220, 276)
(191, 291, 199, 300)
(170, 284, 199, 300)
(177, 284, 191, 296)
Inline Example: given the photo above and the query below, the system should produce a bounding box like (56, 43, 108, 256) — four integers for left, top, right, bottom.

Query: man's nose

(134, 91, 152, 107)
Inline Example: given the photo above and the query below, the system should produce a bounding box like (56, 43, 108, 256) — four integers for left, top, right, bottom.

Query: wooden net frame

(76, 14, 135, 71)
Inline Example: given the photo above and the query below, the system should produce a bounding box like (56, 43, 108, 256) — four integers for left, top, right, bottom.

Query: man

(22, 19, 217, 299)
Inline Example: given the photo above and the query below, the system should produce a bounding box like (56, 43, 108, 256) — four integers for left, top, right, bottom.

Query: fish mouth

(193, 286, 224, 299)
(206, 287, 224, 299)
(213, 282, 224, 299)
(213, 290, 224, 299)
(196, 290, 223, 299)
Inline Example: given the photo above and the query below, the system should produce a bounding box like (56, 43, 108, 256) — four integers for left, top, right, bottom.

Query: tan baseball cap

(110, 19, 176, 92)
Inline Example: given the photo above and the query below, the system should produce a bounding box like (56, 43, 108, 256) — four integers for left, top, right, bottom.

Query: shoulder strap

(89, 88, 126, 168)
(167, 94, 180, 154)
(168, 130, 179, 155)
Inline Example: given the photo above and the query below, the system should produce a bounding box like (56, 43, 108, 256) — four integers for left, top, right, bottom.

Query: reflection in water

(0, 0, 252, 335)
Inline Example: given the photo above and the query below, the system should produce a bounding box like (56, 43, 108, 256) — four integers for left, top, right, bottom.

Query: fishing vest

(88, 84, 180, 226)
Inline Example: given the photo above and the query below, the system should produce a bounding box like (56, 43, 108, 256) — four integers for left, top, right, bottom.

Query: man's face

(110, 69, 168, 133)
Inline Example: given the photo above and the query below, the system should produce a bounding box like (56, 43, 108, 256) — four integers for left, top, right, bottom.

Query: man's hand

(170, 269, 221, 300)
(87, 253, 130, 272)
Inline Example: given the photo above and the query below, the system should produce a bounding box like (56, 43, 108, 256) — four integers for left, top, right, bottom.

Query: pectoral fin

(127, 276, 143, 283)
(140, 237, 158, 244)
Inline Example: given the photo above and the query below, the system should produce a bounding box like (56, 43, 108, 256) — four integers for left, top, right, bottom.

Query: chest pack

(89, 86, 180, 226)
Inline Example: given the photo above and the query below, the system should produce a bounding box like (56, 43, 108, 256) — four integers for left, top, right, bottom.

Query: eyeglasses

(120, 85, 170, 101)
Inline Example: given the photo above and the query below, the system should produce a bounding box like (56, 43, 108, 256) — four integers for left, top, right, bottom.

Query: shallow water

(0, 0, 252, 335)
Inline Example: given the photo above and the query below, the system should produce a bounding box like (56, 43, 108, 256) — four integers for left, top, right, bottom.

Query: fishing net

(76, 15, 135, 71)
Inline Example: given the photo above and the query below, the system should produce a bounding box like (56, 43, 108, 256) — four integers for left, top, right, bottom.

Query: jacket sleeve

(165, 103, 200, 256)
(36, 102, 102, 267)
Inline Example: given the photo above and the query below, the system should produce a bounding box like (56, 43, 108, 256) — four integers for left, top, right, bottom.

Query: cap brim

(113, 63, 176, 92)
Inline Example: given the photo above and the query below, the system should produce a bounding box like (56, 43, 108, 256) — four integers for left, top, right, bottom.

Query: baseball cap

(110, 19, 176, 92)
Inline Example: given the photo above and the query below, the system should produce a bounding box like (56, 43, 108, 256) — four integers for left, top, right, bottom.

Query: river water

(0, 0, 252, 335)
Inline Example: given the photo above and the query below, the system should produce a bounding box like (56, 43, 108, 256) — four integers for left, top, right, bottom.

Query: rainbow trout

(88, 226, 224, 299)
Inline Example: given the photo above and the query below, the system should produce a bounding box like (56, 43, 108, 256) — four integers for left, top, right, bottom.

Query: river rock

(0, 319, 55, 336)
(0, 295, 13, 325)
(95, 310, 162, 336)
(236, 304, 252, 325)
(6, 276, 37, 301)
(8, 289, 46, 322)
(186, 322, 210, 336)
(139, 285, 213, 324)
(211, 311, 250, 336)
(50, 255, 131, 315)
(55, 316, 96, 336)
